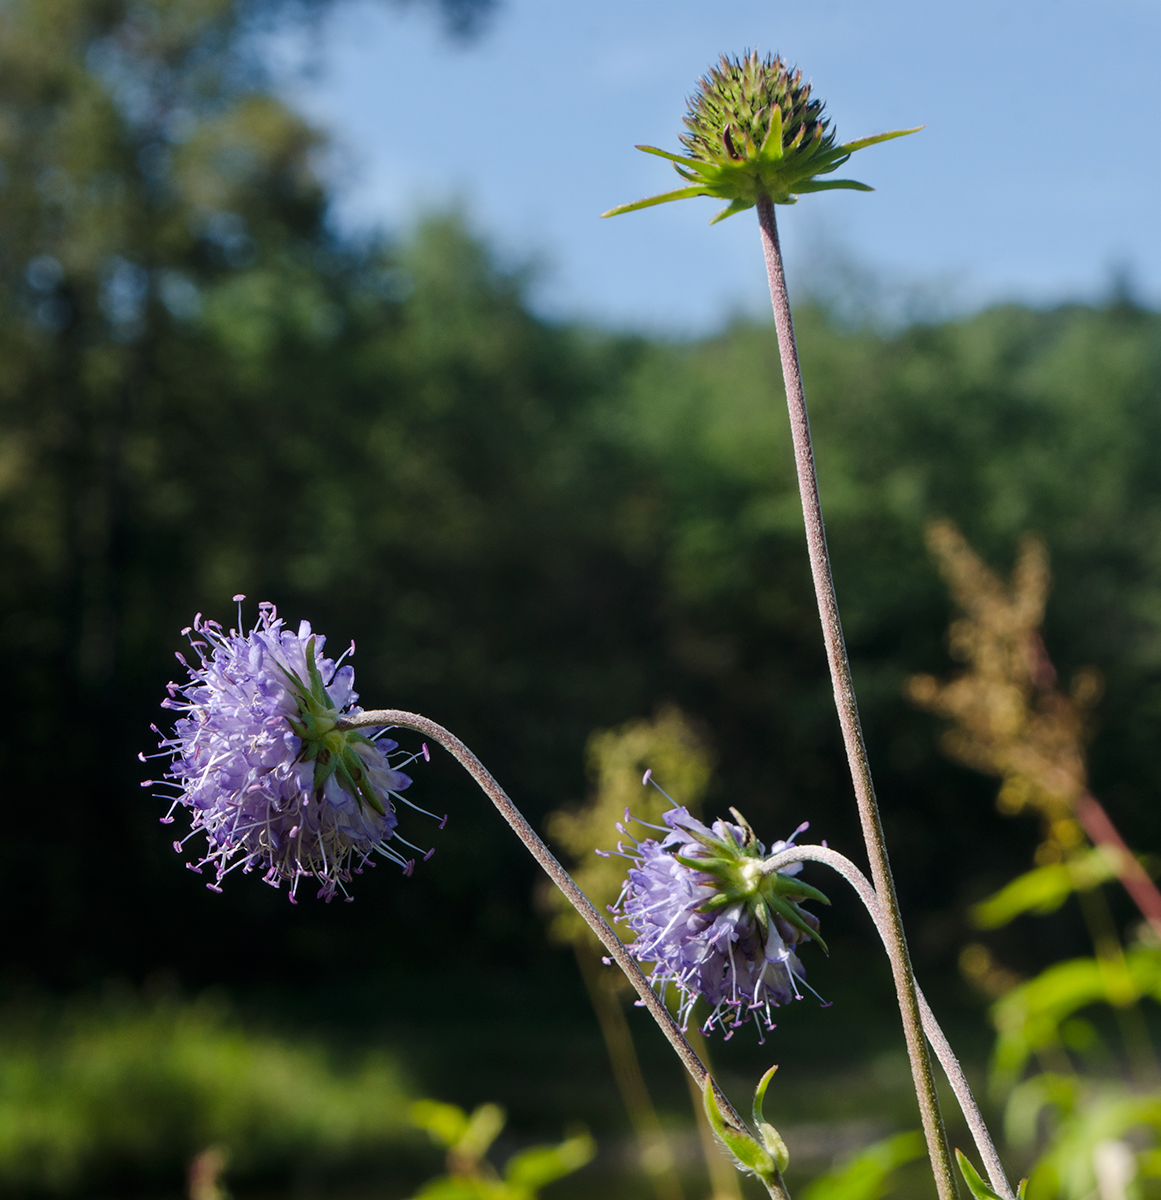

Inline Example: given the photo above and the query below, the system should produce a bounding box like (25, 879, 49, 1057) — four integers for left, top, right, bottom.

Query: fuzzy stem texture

(755, 196, 958, 1200)
(763, 844, 1014, 1200)
(337, 709, 754, 1143)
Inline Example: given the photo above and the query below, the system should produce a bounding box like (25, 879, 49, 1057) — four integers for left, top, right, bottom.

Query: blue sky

(277, 0, 1161, 334)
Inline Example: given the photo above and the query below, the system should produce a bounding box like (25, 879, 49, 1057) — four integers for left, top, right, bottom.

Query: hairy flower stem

(338, 710, 754, 1145)
(763, 845, 1014, 1200)
(755, 197, 957, 1200)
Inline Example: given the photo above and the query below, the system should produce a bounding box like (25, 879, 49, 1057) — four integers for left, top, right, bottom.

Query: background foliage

(1, 0, 1160, 1195)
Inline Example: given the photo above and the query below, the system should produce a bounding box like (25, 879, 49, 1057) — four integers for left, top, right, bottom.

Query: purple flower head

(612, 804, 828, 1038)
(150, 599, 428, 902)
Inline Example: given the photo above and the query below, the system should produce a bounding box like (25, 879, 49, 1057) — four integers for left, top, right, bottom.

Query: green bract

(679, 806, 831, 952)
(282, 637, 388, 816)
(702, 1065, 790, 1191)
(602, 51, 921, 224)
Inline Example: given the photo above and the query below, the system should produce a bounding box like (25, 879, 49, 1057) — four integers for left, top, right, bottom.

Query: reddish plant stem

(755, 197, 958, 1200)
(1076, 792, 1161, 939)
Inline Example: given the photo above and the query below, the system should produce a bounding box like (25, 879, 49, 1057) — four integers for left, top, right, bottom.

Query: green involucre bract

(602, 51, 921, 224)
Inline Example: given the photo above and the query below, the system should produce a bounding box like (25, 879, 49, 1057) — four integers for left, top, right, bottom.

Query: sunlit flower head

(610, 794, 827, 1038)
(147, 598, 434, 902)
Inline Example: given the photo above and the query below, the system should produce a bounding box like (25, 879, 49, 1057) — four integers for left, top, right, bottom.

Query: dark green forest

(2, 0, 1161, 1194)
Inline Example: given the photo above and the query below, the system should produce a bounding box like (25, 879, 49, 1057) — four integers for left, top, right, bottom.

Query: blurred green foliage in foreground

(409, 1098, 594, 1200)
(0, 996, 410, 1193)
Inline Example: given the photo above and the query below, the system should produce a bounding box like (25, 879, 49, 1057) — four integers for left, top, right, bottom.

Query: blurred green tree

(1, 1, 1159, 1072)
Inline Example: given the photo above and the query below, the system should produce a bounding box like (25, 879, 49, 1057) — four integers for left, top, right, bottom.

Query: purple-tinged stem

(337, 709, 763, 1164)
(755, 196, 957, 1200)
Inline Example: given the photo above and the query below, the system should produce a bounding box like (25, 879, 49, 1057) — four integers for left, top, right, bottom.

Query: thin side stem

(338, 708, 749, 1139)
(763, 844, 1014, 1200)
(1076, 792, 1161, 941)
(755, 196, 957, 1200)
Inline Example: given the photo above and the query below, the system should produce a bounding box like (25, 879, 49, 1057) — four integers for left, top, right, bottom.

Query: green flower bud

(702, 1064, 790, 1192)
(602, 51, 921, 224)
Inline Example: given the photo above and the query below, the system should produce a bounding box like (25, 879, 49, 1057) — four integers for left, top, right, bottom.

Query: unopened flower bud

(602, 50, 920, 224)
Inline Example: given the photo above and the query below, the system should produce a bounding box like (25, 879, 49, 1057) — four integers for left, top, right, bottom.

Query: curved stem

(338, 708, 750, 1138)
(755, 196, 957, 1200)
(763, 845, 1014, 1200)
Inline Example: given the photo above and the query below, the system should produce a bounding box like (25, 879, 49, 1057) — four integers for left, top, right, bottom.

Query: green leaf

(1004, 1076, 1161, 1200)
(990, 949, 1161, 1086)
(758, 1122, 790, 1174)
(703, 1076, 779, 1182)
(410, 1099, 471, 1149)
(956, 1149, 1005, 1200)
(313, 752, 341, 792)
(455, 1102, 506, 1162)
(836, 126, 924, 154)
(674, 854, 736, 878)
(634, 144, 716, 175)
(409, 1176, 486, 1200)
(682, 825, 729, 852)
(1023, 1162, 1058, 1200)
(752, 1065, 778, 1129)
(600, 187, 710, 218)
(792, 179, 875, 194)
(504, 1133, 595, 1191)
(1004, 1074, 1081, 1149)
(801, 147, 854, 173)
(769, 873, 832, 906)
(757, 104, 784, 162)
(971, 850, 1118, 929)
(708, 198, 754, 225)
(304, 636, 325, 695)
(802, 1132, 925, 1200)
(767, 894, 829, 952)
(750, 1066, 789, 1171)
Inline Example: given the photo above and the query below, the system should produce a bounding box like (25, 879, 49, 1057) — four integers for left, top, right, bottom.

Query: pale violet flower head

(611, 802, 827, 1038)
(148, 598, 432, 902)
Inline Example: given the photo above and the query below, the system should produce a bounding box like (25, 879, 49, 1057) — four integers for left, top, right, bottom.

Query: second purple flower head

(613, 800, 827, 1038)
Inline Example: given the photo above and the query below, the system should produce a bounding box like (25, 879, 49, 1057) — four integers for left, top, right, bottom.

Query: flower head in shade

(612, 800, 828, 1037)
(148, 598, 431, 902)
(602, 51, 920, 224)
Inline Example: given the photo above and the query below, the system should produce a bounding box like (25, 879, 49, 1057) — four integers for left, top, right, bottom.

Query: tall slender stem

(755, 197, 957, 1200)
(337, 708, 749, 1140)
